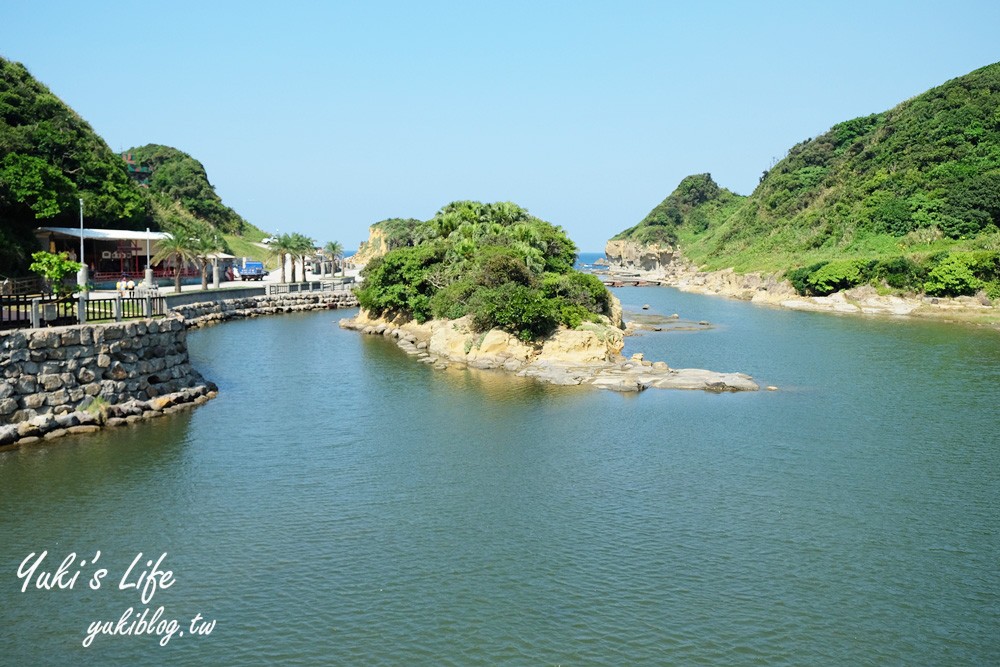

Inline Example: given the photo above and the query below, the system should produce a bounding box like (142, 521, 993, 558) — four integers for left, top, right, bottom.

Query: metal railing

(264, 278, 356, 296)
(0, 293, 75, 330)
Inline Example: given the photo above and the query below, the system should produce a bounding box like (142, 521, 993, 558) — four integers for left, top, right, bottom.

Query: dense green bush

(871, 256, 926, 290)
(468, 283, 560, 341)
(541, 271, 611, 315)
(804, 259, 868, 296)
(355, 244, 445, 322)
(786, 262, 828, 295)
(923, 251, 1000, 296)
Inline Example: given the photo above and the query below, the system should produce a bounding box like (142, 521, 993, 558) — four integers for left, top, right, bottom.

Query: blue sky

(2, 1, 998, 251)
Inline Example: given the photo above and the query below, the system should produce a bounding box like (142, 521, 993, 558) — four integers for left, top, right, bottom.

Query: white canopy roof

(36, 226, 171, 241)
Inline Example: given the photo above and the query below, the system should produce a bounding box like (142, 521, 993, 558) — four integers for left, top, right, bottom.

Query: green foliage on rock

(613, 174, 744, 246)
(357, 201, 612, 340)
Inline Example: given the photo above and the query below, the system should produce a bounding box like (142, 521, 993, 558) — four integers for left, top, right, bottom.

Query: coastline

(599, 250, 1000, 328)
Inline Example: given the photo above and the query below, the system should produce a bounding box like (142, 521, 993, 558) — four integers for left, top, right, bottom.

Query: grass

(223, 234, 278, 270)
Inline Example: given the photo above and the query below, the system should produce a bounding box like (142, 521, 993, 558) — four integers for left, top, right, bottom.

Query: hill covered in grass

(613, 62, 1000, 298)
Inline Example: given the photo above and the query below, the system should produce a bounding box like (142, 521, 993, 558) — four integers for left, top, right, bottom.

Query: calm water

(1, 287, 998, 665)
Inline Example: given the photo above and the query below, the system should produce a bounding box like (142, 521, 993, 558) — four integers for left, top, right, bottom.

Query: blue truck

(239, 261, 268, 281)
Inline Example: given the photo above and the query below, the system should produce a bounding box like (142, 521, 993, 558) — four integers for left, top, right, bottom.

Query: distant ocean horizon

(577, 251, 606, 268)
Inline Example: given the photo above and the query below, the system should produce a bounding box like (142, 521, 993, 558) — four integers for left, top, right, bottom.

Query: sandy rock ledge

(340, 311, 758, 393)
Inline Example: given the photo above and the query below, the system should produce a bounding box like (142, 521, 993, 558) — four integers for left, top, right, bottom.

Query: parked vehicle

(239, 261, 268, 281)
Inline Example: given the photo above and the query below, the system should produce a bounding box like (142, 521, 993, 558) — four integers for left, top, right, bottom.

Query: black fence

(0, 294, 75, 330)
(0, 295, 167, 331)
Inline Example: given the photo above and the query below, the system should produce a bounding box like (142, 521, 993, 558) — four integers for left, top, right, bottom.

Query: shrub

(541, 272, 611, 315)
(429, 279, 477, 320)
(468, 283, 560, 342)
(472, 247, 536, 287)
(871, 256, 926, 290)
(806, 260, 868, 296)
(786, 262, 828, 295)
(923, 253, 982, 296)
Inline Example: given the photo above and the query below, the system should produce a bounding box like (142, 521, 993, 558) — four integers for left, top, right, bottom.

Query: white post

(145, 228, 154, 287)
(77, 198, 88, 290)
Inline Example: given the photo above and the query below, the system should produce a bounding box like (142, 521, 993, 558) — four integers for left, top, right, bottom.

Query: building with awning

(35, 227, 177, 281)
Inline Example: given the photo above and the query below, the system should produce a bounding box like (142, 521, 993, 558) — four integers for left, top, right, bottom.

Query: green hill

(0, 57, 150, 273)
(615, 62, 1000, 297)
(123, 143, 251, 235)
(0, 57, 261, 275)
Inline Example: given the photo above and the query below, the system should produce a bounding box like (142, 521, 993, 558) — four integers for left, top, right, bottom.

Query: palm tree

(152, 230, 200, 293)
(324, 241, 343, 277)
(269, 233, 296, 283)
(290, 233, 315, 282)
(191, 222, 222, 290)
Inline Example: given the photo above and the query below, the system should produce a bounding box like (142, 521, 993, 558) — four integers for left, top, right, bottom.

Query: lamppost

(76, 198, 88, 290)
(145, 227, 154, 287)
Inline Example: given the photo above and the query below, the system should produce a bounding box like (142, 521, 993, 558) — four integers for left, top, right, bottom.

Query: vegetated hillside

(0, 57, 263, 276)
(612, 173, 744, 247)
(124, 144, 253, 235)
(616, 62, 1000, 298)
(356, 201, 614, 341)
(0, 57, 151, 274)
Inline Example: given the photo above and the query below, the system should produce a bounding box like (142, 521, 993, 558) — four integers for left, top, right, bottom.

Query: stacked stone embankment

(0, 315, 216, 450)
(173, 292, 359, 328)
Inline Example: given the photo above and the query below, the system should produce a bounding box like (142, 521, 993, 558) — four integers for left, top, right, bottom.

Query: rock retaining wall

(0, 315, 216, 450)
(172, 292, 358, 328)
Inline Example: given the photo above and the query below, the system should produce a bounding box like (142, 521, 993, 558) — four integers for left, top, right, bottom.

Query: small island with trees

(342, 200, 758, 392)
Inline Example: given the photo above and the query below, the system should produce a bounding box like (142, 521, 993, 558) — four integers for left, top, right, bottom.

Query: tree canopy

(357, 201, 611, 341)
(0, 57, 261, 276)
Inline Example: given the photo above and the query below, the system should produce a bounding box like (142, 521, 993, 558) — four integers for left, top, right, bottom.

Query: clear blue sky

(3, 1, 998, 251)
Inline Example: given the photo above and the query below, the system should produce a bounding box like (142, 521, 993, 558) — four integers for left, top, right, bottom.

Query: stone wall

(0, 315, 215, 448)
(172, 292, 358, 328)
(0, 291, 359, 450)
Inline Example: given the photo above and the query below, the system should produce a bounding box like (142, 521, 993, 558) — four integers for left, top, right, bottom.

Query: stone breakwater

(0, 292, 360, 451)
(0, 316, 216, 451)
(172, 292, 359, 328)
(340, 311, 758, 393)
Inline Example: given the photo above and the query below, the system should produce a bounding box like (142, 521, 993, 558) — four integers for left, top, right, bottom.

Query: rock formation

(340, 311, 759, 393)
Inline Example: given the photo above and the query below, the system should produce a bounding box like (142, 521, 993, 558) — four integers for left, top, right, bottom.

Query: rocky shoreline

(340, 311, 759, 393)
(603, 242, 998, 324)
(0, 384, 217, 452)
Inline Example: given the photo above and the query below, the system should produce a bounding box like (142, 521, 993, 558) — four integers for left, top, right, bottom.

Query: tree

(324, 240, 344, 277)
(152, 228, 200, 293)
(29, 251, 82, 297)
(269, 233, 296, 283)
(188, 220, 222, 290)
(289, 232, 314, 282)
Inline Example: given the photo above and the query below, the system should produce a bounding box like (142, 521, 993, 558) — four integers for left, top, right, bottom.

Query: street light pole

(77, 198, 88, 290)
(145, 227, 154, 287)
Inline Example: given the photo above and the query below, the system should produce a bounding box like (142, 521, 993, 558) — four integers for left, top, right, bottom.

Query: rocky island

(341, 201, 758, 393)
